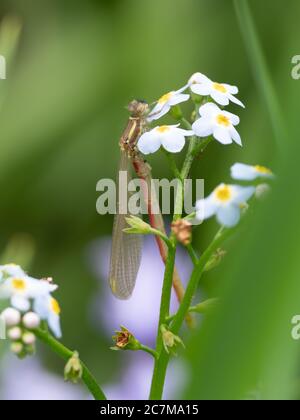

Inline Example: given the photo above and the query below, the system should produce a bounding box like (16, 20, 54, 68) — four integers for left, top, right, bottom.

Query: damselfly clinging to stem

(109, 100, 187, 309)
(109, 100, 149, 299)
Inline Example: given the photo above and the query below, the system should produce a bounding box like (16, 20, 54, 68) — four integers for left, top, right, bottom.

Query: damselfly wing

(109, 151, 142, 299)
(109, 101, 148, 299)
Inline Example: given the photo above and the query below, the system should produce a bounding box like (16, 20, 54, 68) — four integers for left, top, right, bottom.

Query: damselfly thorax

(119, 100, 149, 155)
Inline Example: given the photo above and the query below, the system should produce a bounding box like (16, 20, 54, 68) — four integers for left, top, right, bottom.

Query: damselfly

(109, 100, 149, 299)
(109, 100, 186, 304)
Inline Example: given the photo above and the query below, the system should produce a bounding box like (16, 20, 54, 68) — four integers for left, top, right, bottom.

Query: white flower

(34, 295, 62, 338)
(148, 87, 190, 122)
(137, 124, 194, 155)
(23, 312, 41, 329)
(192, 103, 242, 146)
(1, 307, 21, 326)
(0, 275, 58, 312)
(231, 163, 274, 181)
(189, 72, 245, 108)
(0, 264, 26, 283)
(196, 183, 255, 227)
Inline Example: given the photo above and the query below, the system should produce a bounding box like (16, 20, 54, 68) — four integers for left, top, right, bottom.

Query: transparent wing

(109, 151, 142, 299)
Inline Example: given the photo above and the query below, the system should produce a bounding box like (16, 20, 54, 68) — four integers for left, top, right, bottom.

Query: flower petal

(161, 131, 186, 153)
(189, 72, 212, 85)
(137, 132, 161, 155)
(223, 84, 238, 94)
(229, 126, 242, 146)
(11, 295, 30, 312)
(211, 90, 230, 106)
(228, 93, 245, 108)
(191, 84, 211, 96)
(196, 197, 218, 221)
(147, 104, 170, 122)
(168, 93, 190, 106)
(176, 128, 195, 136)
(48, 313, 62, 338)
(216, 205, 241, 227)
(199, 102, 219, 118)
(222, 111, 240, 126)
(192, 118, 213, 137)
(213, 127, 232, 145)
(33, 296, 49, 319)
(231, 186, 255, 204)
(231, 163, 257, 181)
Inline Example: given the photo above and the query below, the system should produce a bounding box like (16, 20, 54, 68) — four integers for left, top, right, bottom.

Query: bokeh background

(0, 0, 300, 400)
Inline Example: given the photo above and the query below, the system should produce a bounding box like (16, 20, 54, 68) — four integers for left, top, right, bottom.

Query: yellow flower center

(216, 114, 230, 127)
(213, 82, 227, 93)
(254, 165, 272, 175)
(215, 185, 232, 202)
(12, 278, 26, 291)
(157, 125, 170, 133)
(158, 92, 174, 104)
(51, 298, 61, 315)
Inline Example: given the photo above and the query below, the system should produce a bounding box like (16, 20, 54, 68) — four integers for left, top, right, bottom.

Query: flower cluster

(137, 71, 245, 154)
(0, 264, 62, 357)
(135, 72, 275, 228)
(196, 163, 274, 227)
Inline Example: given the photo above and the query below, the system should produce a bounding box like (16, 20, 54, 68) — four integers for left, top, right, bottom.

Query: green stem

(187, 243, 199, 266)
(149, 108, 206, 399)
(140, 344, 159, 360)
(34, 329, 106, 401)
(163, 150, 183, 180)
(181, 135, 198, 180)
(193, 137, 213, 155)
(149, 100, 215, 398)
(179, 117, 193, 131)
(149, 227, 237, 400)
(166, 298, 220, 323)
(171, 227, 236, 335)
(149, 244, 176, 400)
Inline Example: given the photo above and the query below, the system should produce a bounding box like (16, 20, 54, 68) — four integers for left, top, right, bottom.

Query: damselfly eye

(136, 99, 147, 104)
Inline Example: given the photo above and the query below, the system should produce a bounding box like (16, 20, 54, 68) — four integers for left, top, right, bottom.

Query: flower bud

(171, 219, 192, 246)
(123, 216, 153, 235)
(204, 248, 227, 272)
(255, 183, 271, 199)
(8, 327, 22, 341)
(1, 308, 21, 327)
(10, 342, 23, 355)
(23, 312, 40, 329)
(22, 332, 36, 345)
(64, 352, 83, 384)
(111, 326, 141, 351)
(161, 325, 185, 356)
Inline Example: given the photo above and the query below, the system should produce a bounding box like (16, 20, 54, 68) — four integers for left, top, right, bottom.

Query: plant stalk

(34, 329, 106, 401)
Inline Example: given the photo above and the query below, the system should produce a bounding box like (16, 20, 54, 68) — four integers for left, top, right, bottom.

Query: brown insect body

(120, 100, 149, 154)
(109, 100, 149, 300)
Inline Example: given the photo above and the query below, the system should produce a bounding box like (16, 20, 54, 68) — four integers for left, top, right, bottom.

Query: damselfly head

(127, 100, 149, 117)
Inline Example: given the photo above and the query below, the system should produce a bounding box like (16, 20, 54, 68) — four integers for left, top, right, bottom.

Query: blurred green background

(0, 0, 299, 400)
